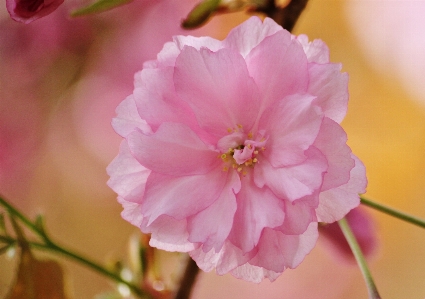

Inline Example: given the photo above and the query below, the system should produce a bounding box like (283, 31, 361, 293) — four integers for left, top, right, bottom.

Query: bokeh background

(1, 0, 425, 298)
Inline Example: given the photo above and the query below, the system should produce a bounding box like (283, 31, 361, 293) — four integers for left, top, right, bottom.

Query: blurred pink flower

(107, 16, 367, 282)
(320, 207, 377, 261)
(6, 0, 64, 23)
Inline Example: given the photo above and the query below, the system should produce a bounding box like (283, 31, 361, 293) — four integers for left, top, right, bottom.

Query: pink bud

(6, 0, 64, 24)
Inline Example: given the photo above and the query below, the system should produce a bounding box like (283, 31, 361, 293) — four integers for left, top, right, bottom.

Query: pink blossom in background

(107, 16, 367, 282)
(0, 8, 92, 198)
(320, 207, 377, 261)
(6, 0, 64, 23)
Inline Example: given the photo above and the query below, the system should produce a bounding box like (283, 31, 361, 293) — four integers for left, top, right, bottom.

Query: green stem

(361, 196, 425, 229)
(0, 196, 148, 298)
(338, 218, 381, 299)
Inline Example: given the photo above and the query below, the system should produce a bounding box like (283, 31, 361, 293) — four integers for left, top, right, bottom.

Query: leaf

(34, 214, 48, 238)
(181, 0, 220, 29)
(71, 0, 133, 17)
(6, 245, 70, 299)
(0, 213, 6, 234)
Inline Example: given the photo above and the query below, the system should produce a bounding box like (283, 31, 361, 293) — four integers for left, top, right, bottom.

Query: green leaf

(34, 214, 47, 237)
(71, 0, 133, 17)
(181, 0, 221, 29)
(0, 213, 6, 234)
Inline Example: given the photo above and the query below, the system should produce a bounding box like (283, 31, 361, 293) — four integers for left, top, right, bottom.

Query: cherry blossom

(107, 16, 367, 282)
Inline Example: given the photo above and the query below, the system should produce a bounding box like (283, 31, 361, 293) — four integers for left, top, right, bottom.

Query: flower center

(218, 126, 267, 176)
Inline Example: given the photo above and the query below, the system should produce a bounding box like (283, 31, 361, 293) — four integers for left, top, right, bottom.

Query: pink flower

(6, 0, 64, 24)
(107, 16, 367, 282)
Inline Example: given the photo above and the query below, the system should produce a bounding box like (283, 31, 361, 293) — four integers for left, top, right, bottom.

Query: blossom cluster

(107, 16, 367, 282)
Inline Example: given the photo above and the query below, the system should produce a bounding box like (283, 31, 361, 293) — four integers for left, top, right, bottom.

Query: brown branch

(172, 258, 200, 299)
(255, 0, 309, 32)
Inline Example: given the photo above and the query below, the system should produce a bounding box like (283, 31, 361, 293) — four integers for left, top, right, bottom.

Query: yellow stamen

(253, 150, 259, 155)
(221, 154, 227, 160)
(237, 167, 242, 172)
(253, 158, 258, 163)
(227, 128, 233, 133)
(247, 132, 253, 139)
(222, 166, 229, 172)
(237, 124, 243, 129)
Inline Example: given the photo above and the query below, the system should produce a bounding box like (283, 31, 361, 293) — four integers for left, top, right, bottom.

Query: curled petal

(296, 35, 330, 63)
(316, 155, 367, 223)
(107, 141, 150, 203)
(255, 147, 328, 202)
(127, 123, 219, 176)
(308, 63, 349, 123)
(174, 46, 260, 139)
(143, 215, 197, 252)
(313, 117, 354, 191)
(112, 95, 151, 137)
(140, 166, 227, 224)
(187, 170, 240, 252)
(259, 94, 323, 167)
(228, 174, 285, 253)
(223, 16, 284, 58)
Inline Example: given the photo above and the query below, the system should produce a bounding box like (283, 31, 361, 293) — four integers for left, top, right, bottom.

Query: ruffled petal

(254, 147, 328, 202)
(174, 46, 261, 139)
(228, 174, 285, 253)
(231, 263, 280, 283)
(316, 155, 367, 223)
(112, 95, 152, 137)
(245, 31, 308, 112)
(313, 117, 355, 191)
(247, 222, 318, 273)
(278, 196, 317, 235)
(223, 16, 284, 58)
(187, 170, 240, 252)
(140, 166, 227, 224)
(259, 94, 323, 167)
(151, 35, 223, 68)
(308, 63, 349, 123)
(296, 35, 330, 63)
(133, 67, 202, 136)
(118, 196, 145, 228)
(107, 141, 150, 202)
(143, 215, 197, 252)
(127, 123, 219, 176)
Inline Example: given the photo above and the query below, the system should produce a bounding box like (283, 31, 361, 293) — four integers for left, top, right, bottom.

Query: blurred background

(1, 0, 425, 298)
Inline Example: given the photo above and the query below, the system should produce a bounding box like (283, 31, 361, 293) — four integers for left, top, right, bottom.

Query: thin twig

(173, 258, 200, 299)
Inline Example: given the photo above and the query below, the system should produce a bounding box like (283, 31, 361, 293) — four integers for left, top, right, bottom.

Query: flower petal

(228, 174, 285, 253)
(259, 94, 323, 167)
(254, 147, 328, 201)
(143, 215, 197, 252)
(316, 154, 367, 223)
(223, 16, 284, 58)
(247, 222, 318, 273)
(308, 63, 349, 123)
(245, 31, 308, 112)
(296, 35, 330, 63)
(133, 67, 201, 134)
(112, 95, 152, 137)
(174, 46, 261, 139)
(127, 123, 219, 176)
(313, 117, 354, 191)
(190, 240, 256, 274)
(107, 141, 151, 202)
(140, 166, 227, 224)
(187, 170, 240, 252)
(278, 196, 317, 235)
